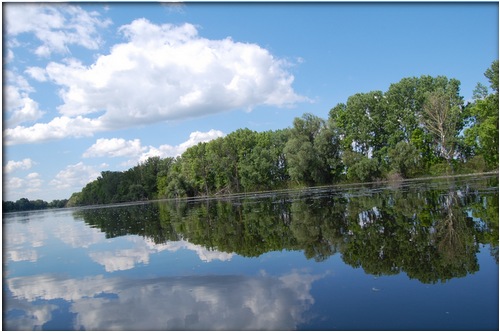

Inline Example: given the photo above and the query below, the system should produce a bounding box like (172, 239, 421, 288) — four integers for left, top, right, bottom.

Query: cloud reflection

(6, 271, 324, 330)
(89, 237, 234, 272)
(5, 210, 233, 271)
(4, 298, 58, 331)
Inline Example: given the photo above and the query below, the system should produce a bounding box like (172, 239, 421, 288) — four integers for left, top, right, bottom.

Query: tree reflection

(74, 177, 498, 284)
(289, 196, 348, 262)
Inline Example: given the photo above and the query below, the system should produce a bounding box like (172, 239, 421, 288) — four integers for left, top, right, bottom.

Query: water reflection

(3, 175, 498, 330)
(6, 271, 324, 330)
(3, 211, 233, 272)
(75, 175, 499, 283)
(89, 238, 233, 272)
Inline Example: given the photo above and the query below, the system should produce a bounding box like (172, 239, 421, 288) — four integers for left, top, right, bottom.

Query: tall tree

(421, 88, 463, 163)
(464, 60, 499, 169)
(182, 143, 213, 196)
(284, 113, 340, 186)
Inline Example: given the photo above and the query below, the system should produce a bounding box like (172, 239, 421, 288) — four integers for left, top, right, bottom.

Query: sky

(2, 2, 499, 202)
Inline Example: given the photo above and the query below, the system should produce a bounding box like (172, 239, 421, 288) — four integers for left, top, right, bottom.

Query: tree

(342, 150, 380, 182)
(485, 59, 499, 93)
(385, 75, 465, 173)
(387, 141, 421, 178)
(182, 143, 207, 196)
(284, 113, 339, 186)
(239, 130, 289, 191)
(464, 60, 499, 169)
(421, 87, 464, 164)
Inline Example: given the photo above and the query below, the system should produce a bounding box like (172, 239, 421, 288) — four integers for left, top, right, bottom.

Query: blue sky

(3, 2, 498, 202)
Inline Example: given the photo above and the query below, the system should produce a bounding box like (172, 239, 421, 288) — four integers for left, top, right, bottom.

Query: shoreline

(59, 170, 500, 211)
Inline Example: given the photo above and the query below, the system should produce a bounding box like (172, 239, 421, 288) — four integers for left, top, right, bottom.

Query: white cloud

(81, 129, 224, 166)
(5, 49, 14, 62)
(4, 18, 307, 145)
(4, 71, 45, 128)
(89, 248, 149, 272)
(4, 173, 44, 199)
(161, 2, 186, 14)
(4, 3, 112, 57)
(4, 116, 103, 145)
(4, 217, 48, 252)
(6, 270, 323, 330)
(61, 18, 305, 123)
(4, 301, 57, 331)
(177, 129, 226, 154)
(138, 129, 225, 162)
(163, 239, 233, 263)
(90, 238, 233, 272)
(83, 138, 145, 158)
(25, 67, 48, 82)
(52, 220, 107, 249)
(6, 249, 38, 263)
(49, 162, 102, 190)
(25, 173, 43, 193)
(26, 172, 40, 180)
(4, 158, 36, 173)
(6, 177, 24, 190)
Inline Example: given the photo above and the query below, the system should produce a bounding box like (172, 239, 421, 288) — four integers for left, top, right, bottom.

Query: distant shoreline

(61, 171, 500, 210)
(3, 171, 498, 214)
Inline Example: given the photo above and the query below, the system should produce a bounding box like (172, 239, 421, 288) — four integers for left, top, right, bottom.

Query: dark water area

(3, 174, 499, 330)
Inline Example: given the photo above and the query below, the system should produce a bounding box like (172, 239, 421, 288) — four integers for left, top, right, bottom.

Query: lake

(3, 174, 499, 330)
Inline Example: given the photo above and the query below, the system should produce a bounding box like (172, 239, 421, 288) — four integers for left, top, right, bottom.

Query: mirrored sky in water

(3, 176, 499, 330)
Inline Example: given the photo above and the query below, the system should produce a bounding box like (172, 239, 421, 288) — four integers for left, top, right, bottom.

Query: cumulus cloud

(4, 300, 57, 331)
(5, 177, 24, 190)
(89, 241, 151, 272)
(4, 215, 48, 252)
(25, 173, 43, 193)
(25, 67, 48, 82)
(3, 3, 111, 56)
(6, 271, 323, 330)
(3, 18, 307, 145)
(50, 18, 305, 123)
(4, 116, 103, 145)
(6, 249, 38, 263)
(52, 219, 107, 249)
(5, 49, 14, 62)
(138, 129, 225, 162)
(82, 129, 224, 166)
(90, 238, 233, 272)
(49, 162, 102, 190)
(4, 173, 43, 199)
(161, 239, 234, 263)
(83, 138, 145, 158)
(4, 71, 45, 128)
(4, 158, 36, 173)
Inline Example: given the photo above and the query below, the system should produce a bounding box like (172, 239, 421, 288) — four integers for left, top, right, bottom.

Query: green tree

(239, 130, 290, 191)
(342, 150, 380, 182)
(385, 75, 465, 173)
(387, 141, 421, 178)
(464, 60, 499, 169)
(284, 113, 341, 186)
(421, 87, 464, 166)
(182, 142, 214, 196)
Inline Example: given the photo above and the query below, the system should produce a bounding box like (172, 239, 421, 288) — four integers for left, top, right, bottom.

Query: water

(3, 175, 499, 330)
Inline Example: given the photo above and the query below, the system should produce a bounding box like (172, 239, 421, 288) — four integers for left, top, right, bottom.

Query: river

(3, 174, 498, 330)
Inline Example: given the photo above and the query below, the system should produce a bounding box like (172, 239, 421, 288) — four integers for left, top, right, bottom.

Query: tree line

(3, 61, 497, 210)
(67, 61, 498, 207)
(2, 198, 69, 213)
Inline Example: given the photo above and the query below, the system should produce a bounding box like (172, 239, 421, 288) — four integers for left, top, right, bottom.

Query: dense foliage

(68, 62, 497, 207)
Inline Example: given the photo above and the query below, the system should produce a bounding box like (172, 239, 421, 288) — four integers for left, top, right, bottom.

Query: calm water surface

(3, 175, 499, 330)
